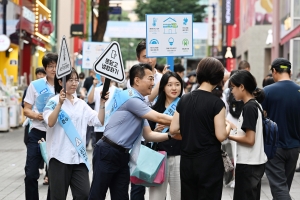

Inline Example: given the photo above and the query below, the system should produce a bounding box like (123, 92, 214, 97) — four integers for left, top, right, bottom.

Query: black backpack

(227, 92, 244, 118)
(251, 100, 279, 160)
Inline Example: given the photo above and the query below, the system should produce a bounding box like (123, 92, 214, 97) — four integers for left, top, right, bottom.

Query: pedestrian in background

(227, 70, 267, 200)
(170, 57, 231, 199)
(262, 58, 300, 200)
(88, 75, 120, 143)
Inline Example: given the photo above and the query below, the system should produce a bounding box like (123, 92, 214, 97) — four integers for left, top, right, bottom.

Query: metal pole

(18, 1, 23, 82)
(2, 0, 7, 35)
(211, 4, 216, 57)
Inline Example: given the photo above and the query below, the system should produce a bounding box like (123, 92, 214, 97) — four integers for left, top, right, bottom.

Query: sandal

(43, 176, 49, 185)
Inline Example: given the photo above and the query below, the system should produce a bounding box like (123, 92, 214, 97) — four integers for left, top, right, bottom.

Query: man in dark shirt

(262, 58, 300, 200)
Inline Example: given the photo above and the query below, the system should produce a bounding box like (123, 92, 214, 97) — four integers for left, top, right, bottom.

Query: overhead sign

(70, 24, 84, 37)
(109, 6, 122, 15)
(0, 35, 11, 52)
(222, 0, 235, 25)
(93, 41, 125, 83)
(82, 41, 109, 69)
(56, 36, 72, 79)
(146, 14, 193, 57)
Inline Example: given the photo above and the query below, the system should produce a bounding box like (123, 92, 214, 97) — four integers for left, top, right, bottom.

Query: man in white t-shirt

(23, 53, 57, 199)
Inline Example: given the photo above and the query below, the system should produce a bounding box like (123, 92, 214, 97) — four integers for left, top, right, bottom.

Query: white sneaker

(39, 169, 44, 175)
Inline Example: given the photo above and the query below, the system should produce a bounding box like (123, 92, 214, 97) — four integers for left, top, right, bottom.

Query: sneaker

(39, 169, 44, 175)
(296, 167, 300, 172)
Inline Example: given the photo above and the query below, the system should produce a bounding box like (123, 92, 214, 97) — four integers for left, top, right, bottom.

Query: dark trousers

(180, 152, 224, 200)
(24, 124, 29, 145)
(234, 163, 265, 200)
(95, 132, 104, 144)
(24, 128, 46, 200)
(130, 183, 145, 200)
(89, 140, 130, 200)
(48, 158, 90, 200)
(265, 148, 300, 200)
(86, 125, 96, 148)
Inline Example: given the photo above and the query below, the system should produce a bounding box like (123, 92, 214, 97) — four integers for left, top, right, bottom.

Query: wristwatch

(100, 105, 105, 109)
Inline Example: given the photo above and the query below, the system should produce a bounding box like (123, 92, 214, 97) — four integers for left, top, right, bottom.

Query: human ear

(240, 84, 245, 91)
(58, 80, 63, 86)
(134, 77, 140, 86)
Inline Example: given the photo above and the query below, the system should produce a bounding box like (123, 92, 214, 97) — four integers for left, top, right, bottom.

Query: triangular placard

(56, 35, 72, 79)
(93, 41, 125, 83)
(75, 137, 82, 147)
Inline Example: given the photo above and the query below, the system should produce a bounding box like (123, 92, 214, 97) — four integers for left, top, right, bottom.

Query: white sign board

(0, 35, 11, 52)
(82, 42, 109, 69)
(56, 36, 72, 79)
(93, 41, 125, 83)
(146, 14, 193, 57)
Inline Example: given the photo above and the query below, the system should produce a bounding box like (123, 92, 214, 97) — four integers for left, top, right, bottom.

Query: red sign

(38, 20, 54, 36)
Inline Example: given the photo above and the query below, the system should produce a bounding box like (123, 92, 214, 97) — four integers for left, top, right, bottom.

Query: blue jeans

(24, 128, 47, 200)
(89, 140, 130, 200)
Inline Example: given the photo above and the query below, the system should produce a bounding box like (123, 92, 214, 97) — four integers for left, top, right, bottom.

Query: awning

(280, 24, 300, 45)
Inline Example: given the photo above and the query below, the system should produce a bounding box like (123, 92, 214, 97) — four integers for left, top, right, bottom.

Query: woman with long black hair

(148, 71, 183, 200)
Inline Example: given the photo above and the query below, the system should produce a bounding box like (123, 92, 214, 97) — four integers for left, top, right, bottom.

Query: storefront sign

(222, 0, 234, 25)
(0, 35, 11, 52)
(70, 24, 84, 37)
(23, 6, 35, 23)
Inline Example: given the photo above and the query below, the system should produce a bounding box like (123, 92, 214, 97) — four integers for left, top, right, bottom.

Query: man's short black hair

(129, 63, 152, 86)
(42, 53, 58, 68)
(136, 39, 146, 59)
(174, 63, 185, 73)
(155, 64, 164, 73)
(238, 60, 250, 70)
(35, 67, 46, 75)
(79, 72, 85, 79)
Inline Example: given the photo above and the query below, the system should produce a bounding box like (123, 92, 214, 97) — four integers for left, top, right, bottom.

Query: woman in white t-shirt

(43, 68, 108, 199)
(227, 70, 268, 200)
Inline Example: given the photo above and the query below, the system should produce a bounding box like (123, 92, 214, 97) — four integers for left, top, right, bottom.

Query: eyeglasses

(47, 64, 56, 69)
(67, 79, 79, 84)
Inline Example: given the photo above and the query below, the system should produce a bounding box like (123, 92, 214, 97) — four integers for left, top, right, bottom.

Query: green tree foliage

(135, 0, 206, 22)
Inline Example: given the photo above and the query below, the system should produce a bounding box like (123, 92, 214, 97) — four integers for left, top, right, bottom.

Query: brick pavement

(0, 127, 300, 200)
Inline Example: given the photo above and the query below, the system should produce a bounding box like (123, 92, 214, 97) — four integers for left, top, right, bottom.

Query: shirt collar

(131, 88, 145, 101)
(44, 76, 54, 87)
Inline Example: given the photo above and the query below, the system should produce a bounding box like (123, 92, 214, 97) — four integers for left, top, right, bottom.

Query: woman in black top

(170, 57, 231, 199)
(148, 71, 183, 200)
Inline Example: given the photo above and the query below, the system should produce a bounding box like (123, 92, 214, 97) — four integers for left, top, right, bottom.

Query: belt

(101, 136, 130, 153)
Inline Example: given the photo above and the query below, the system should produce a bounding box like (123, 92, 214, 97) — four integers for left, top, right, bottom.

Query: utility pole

(211, 4, 216, 57)
(2, 0, 8, 35)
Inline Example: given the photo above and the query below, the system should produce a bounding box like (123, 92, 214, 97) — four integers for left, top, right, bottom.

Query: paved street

(0, 127, 300, 200)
